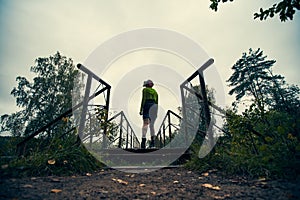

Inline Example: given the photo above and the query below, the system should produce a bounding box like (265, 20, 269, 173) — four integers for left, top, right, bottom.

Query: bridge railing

(152, 58, 227, 150)
(79, 105, 110, 148)
(16, 59, 227, 156)
(16, 64, 111, 156)
(107, 111, 140, 149)
(155, 110, 181, 148)
(180, 58, 226, 151)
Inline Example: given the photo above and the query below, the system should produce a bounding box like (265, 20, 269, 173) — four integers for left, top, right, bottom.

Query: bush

(0, 133, 103, 178)
(186, 110, 300, 179)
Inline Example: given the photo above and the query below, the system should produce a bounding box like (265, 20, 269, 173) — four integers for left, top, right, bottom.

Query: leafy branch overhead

(210, 0, 300, 22)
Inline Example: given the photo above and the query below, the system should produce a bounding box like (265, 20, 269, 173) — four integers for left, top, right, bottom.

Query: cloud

(0, 0, 299, 117)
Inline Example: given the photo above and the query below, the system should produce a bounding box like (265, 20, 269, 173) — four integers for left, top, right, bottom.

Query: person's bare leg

(141, 118, 150, 148)
(142, 118, 150, 138)
(149, 119, 156, 148)
(149, 119, 155, 137)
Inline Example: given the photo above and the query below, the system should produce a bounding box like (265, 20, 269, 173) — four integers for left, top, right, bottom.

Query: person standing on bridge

(140, 79, 158, 149)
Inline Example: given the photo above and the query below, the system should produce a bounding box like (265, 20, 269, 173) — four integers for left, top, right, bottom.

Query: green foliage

(210, 0, 234, 11)
(0, 136, 22, 160)
(82, 108, 119, 149)
(210, 0, 300, 22)
(0, 52, 80, 137)
(0, 52, 107, 178)
(227, 48, 300, 117)
(187, 48, 299, 179)
(1, 133, 103, 178)
(228, 48, 278, 113)
(1, 111, 26, 137)
(254, 0, 300, 22)
(187, 110, 300, 178)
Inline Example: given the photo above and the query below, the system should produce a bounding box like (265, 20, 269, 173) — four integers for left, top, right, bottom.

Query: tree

(227, 48, 299, 116)
(266, 76, 300, 113)
(187, 48, 300, 178)
(227, 48, 300, 140)
(0, 112, 26, 136)
(0, 52, 81, 137)
(227, 48, 276, 114)
(210, 0, 300, 22)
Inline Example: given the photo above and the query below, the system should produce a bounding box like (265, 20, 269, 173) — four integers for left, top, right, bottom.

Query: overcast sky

(0, 0, 299, 120)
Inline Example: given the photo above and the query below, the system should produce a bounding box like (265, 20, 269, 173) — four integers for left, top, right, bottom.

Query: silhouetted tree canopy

(227, 48, 300, 114)
(0, 52, 81, 137)
(210, 0, 300, 22)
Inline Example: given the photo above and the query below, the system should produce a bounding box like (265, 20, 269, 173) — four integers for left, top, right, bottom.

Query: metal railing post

(89, 111, 93, 148)
(159, 131, 162, 148)
(118, 113, 123, 148)
(163, 124, 166, 146)
(198, 71, 213, 148)
(77, 74, 92, 144)
(180, 85, 189, 146)
(167, 111, 172, 147)
(102, 87, 110, 148)
(126, 123, 129, 149)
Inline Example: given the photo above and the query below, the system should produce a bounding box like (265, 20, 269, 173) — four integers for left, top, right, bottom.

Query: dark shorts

(143, 101, 158, 121)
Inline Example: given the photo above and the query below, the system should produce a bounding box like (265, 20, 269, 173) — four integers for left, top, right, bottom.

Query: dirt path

(1, 167, 299, 200)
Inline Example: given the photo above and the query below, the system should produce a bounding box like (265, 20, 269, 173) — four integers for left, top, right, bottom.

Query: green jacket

(140, 87, 158, 112)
